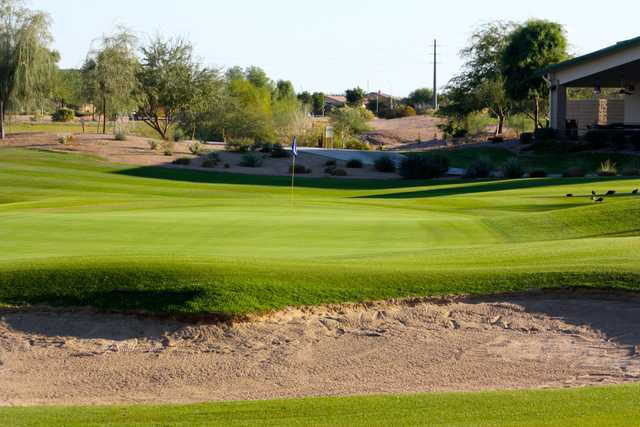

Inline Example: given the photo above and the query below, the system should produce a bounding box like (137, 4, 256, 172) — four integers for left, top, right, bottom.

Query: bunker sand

(1, 290, 639, 406)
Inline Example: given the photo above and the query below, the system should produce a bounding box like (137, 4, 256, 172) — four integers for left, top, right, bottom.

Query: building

(545, 36, 640, 134)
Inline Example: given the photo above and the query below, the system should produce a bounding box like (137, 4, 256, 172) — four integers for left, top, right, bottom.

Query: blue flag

(291, 137, 298, 157)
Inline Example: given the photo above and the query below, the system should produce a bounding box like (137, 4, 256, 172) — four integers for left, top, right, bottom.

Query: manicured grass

(3, 384, 639, 426)
(6, 121, 164, 139)
(1, 147, 639, 316)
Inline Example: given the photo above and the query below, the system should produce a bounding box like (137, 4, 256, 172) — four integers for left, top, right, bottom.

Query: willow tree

(0, 0, 53, 139)
(82, 28, 138, 134)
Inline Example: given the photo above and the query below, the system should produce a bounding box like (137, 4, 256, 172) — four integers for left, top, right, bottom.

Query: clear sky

(32, 0, 640, 97)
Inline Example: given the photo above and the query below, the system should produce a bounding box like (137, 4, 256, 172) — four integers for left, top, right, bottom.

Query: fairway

(1, 147, 640, 315)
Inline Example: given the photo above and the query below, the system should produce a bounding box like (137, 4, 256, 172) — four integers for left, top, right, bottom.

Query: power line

(427, 40, 444, 110)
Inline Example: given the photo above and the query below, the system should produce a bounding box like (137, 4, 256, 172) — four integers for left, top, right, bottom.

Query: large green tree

(82, 28, 138, 134)
(0, 0, 53, 138)
(501, 20, 568, 128)
(345, 87, 366, 107)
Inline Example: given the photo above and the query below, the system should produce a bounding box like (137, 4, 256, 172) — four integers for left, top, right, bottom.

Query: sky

(32, 0, 640, 97)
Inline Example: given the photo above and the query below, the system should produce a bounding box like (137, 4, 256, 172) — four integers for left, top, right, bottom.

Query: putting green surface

(3, 385, 639, 426)
(1, 148, 639, 315)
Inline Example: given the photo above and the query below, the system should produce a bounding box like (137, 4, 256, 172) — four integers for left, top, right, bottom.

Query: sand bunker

(1, 290, 640, 406)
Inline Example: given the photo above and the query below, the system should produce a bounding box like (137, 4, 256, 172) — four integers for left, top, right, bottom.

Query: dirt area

(1, 290, 639, 406)
(1, 133, 401, 179)
(367, 116, 445, 148)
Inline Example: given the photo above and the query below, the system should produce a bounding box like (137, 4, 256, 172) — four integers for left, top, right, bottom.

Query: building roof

(544, 36, 640, 74)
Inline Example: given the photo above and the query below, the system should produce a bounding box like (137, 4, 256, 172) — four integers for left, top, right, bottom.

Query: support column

(550, 83, 567, 131)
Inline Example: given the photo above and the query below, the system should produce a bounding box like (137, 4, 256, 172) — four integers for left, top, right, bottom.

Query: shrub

(239, 153, 263, 167)
(534, 128, 557, 141)
(520, 132, 534, 144)
(188, 142, 205, 155)
(563, 166, 586, 178)
(501, 158, 525, 179)
(114, 131, 127, 141)
(488, 136, 504, 143)
(631, 134, 640, 151)
(403, 106, 417, 117)
(224, 163, 230, 169)
(612, 134, 628, 150)
(622, 167, 640, 176)
(52, 108, 75, 122)
(147, 140, 159, 151)
(289, 164, 311, 174)
(329, 168, 348, 177)
(57, 134, 74, 145)
(399, 154, 450, 180)
(258, 142, 274, 153)
(161, 140, 175, 156)
(344, 138, 370, 151)
(597, 159, 618, 177)
(172, 157, 191, 165)
(271, 143, 289, 158)
(202, 152, 220, 168)
(173, 129, 185, 142)
(584, 131, 609, 149)
(529, 169, 548, 178)
(226, 137, 254, 153)
(374, 156, 396, 173)
(346, 159, 364, 169)
(464, 157, 493, 179)
(325, 159, 337, 167)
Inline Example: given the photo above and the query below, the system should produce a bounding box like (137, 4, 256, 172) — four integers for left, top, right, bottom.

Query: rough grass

(2, 384, 639, 426)
(6, 121, 164, 139)
(0, 148, 639, 316)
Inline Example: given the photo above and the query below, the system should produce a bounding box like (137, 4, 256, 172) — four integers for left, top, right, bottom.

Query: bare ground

(1, 290, 639, 407)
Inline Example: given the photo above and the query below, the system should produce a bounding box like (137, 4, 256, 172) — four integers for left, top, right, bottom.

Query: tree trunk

(533, 98, 540, 129)
(496, 115, 504, 136)
(102, 96, 107, 135)
(0, 100, 5, 140)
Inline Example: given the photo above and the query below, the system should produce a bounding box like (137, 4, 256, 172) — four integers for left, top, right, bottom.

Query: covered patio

(545, 36, 640, 135)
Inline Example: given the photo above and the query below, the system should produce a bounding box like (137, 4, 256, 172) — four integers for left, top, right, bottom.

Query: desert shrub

(343, 137, 370, 151)
(172, 157, 191, 165)
(329, 168, 348, 176)
(202, 152, 220, 168)
(612, 134, 628, 150)
(563, 166, 586, 178)
(114, 131, 127, 141)
(271, 143, 289, 158)
(631, 134, 640, 151)
(173, 129, 185, 142)
(399, 154, 450, 180)
(52, 108, 75, 122)
(374, 156, 396, 173)
(520, 132, 534, 144)
(189, 142, 206, 155)
(289, 164, 311, 174)
(226, 137, 254, 153)
(57, 134, 74, 145)
(597, 160, 618, 177)
(534, 128, 557, 141)
(501, 158, 525, 179)
(224, 163, 230, 169)
(161, 140, 175, 156)
(529, 169, 548, 178)
(325, 159, 337, 167)
(622, 167, 640, 176)
(346, 159, 364, 169)
(239, 153, 264, 167)
(584, 131, 609, 149)
(403, 106, 417, 117)
(147, 140, 160, 151)
(464, 157, 493, 179)
(258, 142, 274, 153)
(439, 121, 468, 139)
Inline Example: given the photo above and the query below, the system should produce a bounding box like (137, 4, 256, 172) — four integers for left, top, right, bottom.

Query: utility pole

(432, 39, 438, 111)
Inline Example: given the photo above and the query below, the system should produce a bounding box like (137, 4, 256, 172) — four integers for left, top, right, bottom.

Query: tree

(406, 88, 434, 110)
(311, 92, 325, 116)
(502, 20, 568, 128)
(245, 66, 272, 90)
(137, 37, 205, 140)
(274, 80, 295, 101)
(82, 28, 138, 134)
(0, 0, 53, 139)
(178, 68, 224, 140)
(345, 87, 366, 107)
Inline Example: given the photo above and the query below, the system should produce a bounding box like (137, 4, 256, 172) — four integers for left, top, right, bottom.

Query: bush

(534, 128, 557, 141)
(346, 159, 364, 169)
(325, 159, 337, 167)
(114, 131, 127, 141)
(529, 169, 548, 178)
(520, 132, 534, 144)
(172, 157, 191, 165)
(57, 134, 74, 145)
(374, 156, 396, 173)
(226, 137, 254, 153)
(271, 143, 289, 158)
(202, 152, 220, 168)
(224, 163, 230, 169)
(399, 154, 450, 180)
(173, 129, 185, 142)
(289, 164, 311, 174)
(584, 131, 609, 149)
(501, 158, 525, 179)
(597, 159, 618, 177)
(612, 134, 628, 150)
(161, 140, 175, 156)
(622, 167, 640, 176)
(52, 108, 75, 122)
(403, 106, 417, 117)
(239, 153, 264, 167)
(631, 134, 640, 151)
(563, 166, 586, 178)
(188, 142, 206, 156)
(329, 168, 348, 177)
(488, 136, 504, 143)
(343, 138, 370, 151)
(258, 142, 274, 153)
(464, 157, 493, 179)
(147, 140, 159, 151)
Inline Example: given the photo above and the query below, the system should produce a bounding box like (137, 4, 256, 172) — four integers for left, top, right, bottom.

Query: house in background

(324, 95, 347, 112)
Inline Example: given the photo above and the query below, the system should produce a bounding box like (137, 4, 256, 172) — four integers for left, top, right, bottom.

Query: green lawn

(0, 147, 639, 316)
(3, 385, 639, 426)
(6, 121, 164, 139)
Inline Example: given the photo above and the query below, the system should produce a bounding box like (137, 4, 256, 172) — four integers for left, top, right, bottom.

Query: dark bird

(592, 191, 597, 196)
(606, 190, 616, 196)
(593, 197, 605, 203)
(566, 194, 574, 198)
(633, 189, 638, 195)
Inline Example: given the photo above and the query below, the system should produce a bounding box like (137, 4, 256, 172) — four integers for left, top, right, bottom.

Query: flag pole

(290, 136, 297, 205)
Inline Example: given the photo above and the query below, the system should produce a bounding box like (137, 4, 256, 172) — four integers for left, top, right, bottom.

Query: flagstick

(290, 155, 296, 205)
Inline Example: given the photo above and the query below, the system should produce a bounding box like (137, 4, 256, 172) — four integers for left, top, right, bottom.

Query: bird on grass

(606, 190, 616, 196)
(593, 197, 605, 203)
(566, 194, 574, 198)
(633, 189, 638, 195)
(592, 191, 597, 196)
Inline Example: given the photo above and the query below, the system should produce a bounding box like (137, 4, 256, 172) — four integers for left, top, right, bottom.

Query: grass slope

(3, 385, 639, 426)
(1, 148, 639, 315)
